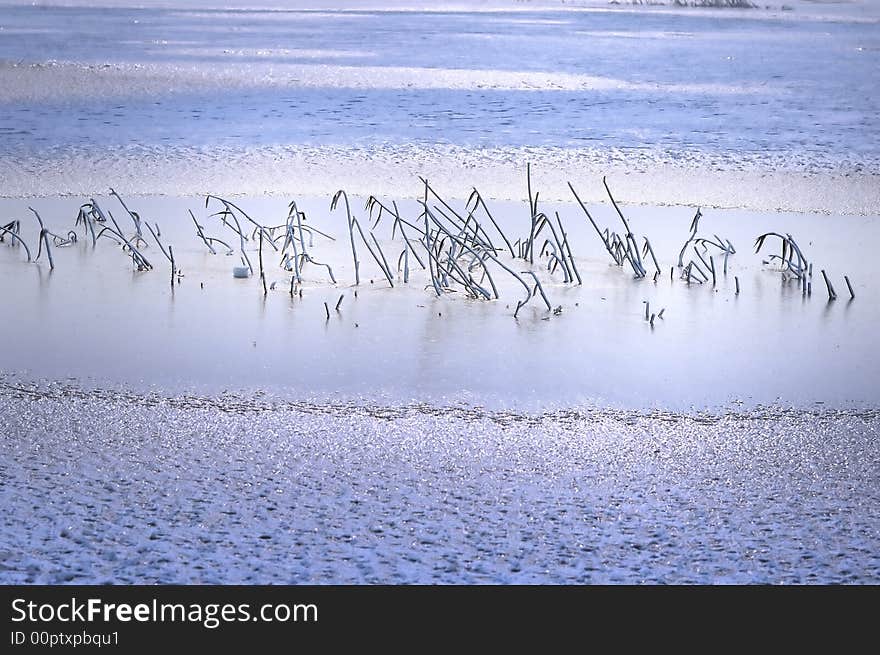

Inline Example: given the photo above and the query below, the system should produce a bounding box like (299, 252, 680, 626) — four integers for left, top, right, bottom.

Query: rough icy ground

(1, 379, 877, 584)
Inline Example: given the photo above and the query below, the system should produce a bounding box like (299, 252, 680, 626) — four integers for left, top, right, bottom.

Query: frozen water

(0, 2, 878, 207)
(1, 378, 878, 583)
(2, 1, 879, 584)
(1, 194, 878, 411)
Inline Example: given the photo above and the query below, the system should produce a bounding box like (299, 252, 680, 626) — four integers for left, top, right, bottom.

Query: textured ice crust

(1, 379, 878, 584)
(2, 2, 878, 211)
(2, 1, 879, 22)
(1, 60, 776, 100)
(3, 144, 878, 214)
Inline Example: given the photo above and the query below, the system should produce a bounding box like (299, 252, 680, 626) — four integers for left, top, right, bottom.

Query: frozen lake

(1, 1, 878, 209)
(1, 1, 878, 584)
(1, 192, 879, 411)
(1, 188, 876, 584)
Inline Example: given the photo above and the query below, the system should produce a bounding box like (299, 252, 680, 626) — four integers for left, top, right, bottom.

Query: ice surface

(3, 145, 877, 213)
(2, 0, 878, 585)
(1, 3, 878, 210)
(1, 378, 878, 583)
(1, 194, 878, 410)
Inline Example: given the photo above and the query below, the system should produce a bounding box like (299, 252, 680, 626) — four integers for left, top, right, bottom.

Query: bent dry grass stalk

(331, 189, 360, 286)
(569, 178, 650, 278)
(109, 188, 146, 246)
(677, 207, 702, 267)
(207, 196, 252, 273)
(11, 166, 864, 327)
(603, 176, 645, 277)
(520, 271, 551, 313)
(259, 231, 267, 296)
(755, 232, 808, 280)
(143, 220, 172, 264)
(821, 269, 837, 301)
(30, 207, 54, 270)
(0, 220, 33, 262)
(190, 209, 234, 255)
(168, 244, 176, 289)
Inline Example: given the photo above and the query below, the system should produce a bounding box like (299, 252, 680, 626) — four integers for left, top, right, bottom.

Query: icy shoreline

(2, 377, 877, 584)
(3, 146, 878, 214)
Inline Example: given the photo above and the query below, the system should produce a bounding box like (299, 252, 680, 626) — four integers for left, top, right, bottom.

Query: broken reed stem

(75, 206, 98, 246)
(821, 269, 837, 300)
(423, 204, 503, 299)
(335, 295, 344, 311)
(526, 163, 536, 263)
(96, 206, 151, 270)
(29, 207, 54, 270)
(368, 232, 394, 286)
(41, 235, 54, 270)
(534, 213, 571, 282)
(521, 271, 551, 312)
(603, 176, 644, 276)
(677, 207, 702, 267)
(642, 237, 661, 276)
(324, 302, 330, 320)
(168, 244, 175, 289)
(349, 218, 393, 287)
(423, 192, 442, 296)
(469, 189, 515, 257)
(690, 259, 709, 282)
(190, 209, 216, 255)
(143, 220, 172, 263)
(331, 190, 360, 286)
(109, 188, 143, 239)
(555, 212, 581, 285)
(259, 231, 267, 296)
(735, 276, 740, 295)
(292, 202, 308, 257)
(568, 181, 615, 265)
(303, 255, 336, 284)
(420, 178, 494, 252)
(206, 195, 276, 251)
(844, 275, 855, 299)
(287, 229, 302, 284)
(0, 224, 33, 262)
(209, 204, 252, 274)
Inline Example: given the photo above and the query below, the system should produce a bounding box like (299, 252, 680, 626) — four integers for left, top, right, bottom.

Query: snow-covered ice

(2, 378, 878, 584)
(1, 1, 877, 208)
(1, 0, 879, 584)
